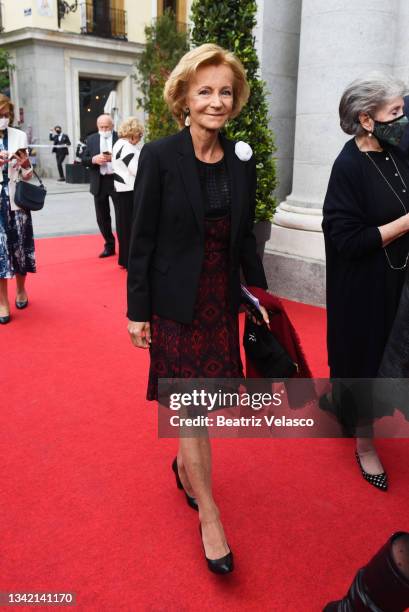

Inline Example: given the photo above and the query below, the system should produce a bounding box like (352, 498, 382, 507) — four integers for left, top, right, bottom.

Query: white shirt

(99, 132, 113, 175)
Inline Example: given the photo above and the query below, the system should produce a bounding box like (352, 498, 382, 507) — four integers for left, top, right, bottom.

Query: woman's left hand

(245, 304, 270, 326)
(259, 305, 270, 326)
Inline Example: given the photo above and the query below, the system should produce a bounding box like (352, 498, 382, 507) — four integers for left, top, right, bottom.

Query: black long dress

(322, 138, 409, 379)
(147, 157, 243, 400)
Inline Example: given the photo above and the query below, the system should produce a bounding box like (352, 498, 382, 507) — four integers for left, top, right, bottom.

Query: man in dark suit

(82, 114, 119, 258)
(49, 125, 71, 181)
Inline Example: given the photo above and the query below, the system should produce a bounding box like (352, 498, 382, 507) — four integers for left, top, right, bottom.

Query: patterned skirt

(0, 185, 36, 279)
(147, 215, 243, 400)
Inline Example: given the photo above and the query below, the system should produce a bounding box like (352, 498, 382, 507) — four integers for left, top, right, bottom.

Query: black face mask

(55, 129, 61, 134)
(372, 114, 409, 147)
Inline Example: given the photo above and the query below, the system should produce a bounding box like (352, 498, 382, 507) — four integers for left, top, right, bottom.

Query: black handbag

(14, 168, 46, 211)
(243, 317, 298, 379)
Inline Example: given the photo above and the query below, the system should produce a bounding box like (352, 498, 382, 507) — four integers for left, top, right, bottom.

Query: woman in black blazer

(127, 43, 268, 574)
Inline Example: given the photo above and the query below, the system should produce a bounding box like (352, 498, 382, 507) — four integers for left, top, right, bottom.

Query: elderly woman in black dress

(323, 73, 409, 490)
(127, 43, 268, 573)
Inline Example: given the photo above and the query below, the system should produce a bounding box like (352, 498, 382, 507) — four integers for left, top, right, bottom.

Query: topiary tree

(191, 0, 277, 221)
(134, 10, 189, 142)
(0, 49, 14, 94)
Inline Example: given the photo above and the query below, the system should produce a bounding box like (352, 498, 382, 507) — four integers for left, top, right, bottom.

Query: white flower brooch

(235, 141, 253, 161)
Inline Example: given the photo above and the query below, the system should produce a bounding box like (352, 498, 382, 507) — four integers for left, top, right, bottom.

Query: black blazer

(82, 131, 118, 196)
(127, 127, 267, 323)
(49, 132, 71, 155)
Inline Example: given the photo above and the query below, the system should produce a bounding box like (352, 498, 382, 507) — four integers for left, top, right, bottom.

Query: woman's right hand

(128, 320, 151, 349)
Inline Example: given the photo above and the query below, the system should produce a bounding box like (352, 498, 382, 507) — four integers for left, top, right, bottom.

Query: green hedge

(134, 11, 189, 142)
(191, 0, 277, 221)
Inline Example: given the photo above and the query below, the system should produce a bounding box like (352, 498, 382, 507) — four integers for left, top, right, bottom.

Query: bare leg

(0, 279, 10, 316)
(16, 273, 27, 302)
(356, 438, 384, 474)
(392, 533, 409, 580)
(179, 436, 229, 560)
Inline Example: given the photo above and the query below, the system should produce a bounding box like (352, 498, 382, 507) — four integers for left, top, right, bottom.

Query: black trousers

(56, 152, 67, 179)
(115, 191, 134, 268)
(94, 174, 119, 250)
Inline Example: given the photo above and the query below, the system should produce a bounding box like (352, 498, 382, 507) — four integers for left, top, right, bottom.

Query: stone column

(395, 0, 409, 81)
(265, 0, 400, 304)
(257, 0, 302, 206)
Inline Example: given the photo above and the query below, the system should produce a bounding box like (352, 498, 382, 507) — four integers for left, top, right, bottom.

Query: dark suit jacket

(82, 131, 118, 196)
(127, 127, 267, 323)
(49, 132, 71, 155)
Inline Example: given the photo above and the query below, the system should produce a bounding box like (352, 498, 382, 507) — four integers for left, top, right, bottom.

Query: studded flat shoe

(355, 451, 388, 491)
(171, 458, 198, 511)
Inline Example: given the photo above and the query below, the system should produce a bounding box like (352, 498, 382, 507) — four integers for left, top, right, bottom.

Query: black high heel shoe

(0, 314, 10, 325)
(15, 298, 28, 310)
(199, 525, 234, 575)
(171, 458, 198, 511)
(355, 451, 388, 491)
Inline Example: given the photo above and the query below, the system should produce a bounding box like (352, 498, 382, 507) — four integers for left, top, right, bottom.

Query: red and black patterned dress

(147, 157, 243, 400)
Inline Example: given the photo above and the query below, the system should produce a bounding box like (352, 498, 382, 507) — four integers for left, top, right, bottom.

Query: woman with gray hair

(322, 73, 409, 490)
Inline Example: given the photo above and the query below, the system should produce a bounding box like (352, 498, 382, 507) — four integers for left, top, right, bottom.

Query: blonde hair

(118, 116, 144, 140)
(0, 93, 14, 125)
(164, 43, 250, 128)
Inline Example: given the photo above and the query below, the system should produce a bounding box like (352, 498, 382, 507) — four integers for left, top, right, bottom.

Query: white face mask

(99, 130, 112, 138)
(0, 117, 9, 130)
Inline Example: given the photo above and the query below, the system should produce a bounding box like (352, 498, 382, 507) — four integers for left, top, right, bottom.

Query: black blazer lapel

(176, 128, 205, 238)
(220, 133, 247, 252)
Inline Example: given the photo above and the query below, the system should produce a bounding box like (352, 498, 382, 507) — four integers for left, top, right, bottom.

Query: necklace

(364, 150, 409, 270)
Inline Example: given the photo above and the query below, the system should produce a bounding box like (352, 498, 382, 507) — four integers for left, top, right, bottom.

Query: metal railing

(82, 2, 127, 40)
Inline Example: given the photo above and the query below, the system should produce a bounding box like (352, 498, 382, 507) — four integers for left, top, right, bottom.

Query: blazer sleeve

(127, 145, 161, 321)
(82, 136, 96, 168)
(65, 134, 71, 146)
(240, 157, 268, 288)
(322, 156, 382, 260)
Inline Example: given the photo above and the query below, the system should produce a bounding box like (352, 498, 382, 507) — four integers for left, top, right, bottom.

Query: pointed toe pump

(199, 525, 234, 575)
(355, 451, 388, 491)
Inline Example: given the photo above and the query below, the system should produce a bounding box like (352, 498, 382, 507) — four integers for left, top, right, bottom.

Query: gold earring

(184, 108, 190, 127)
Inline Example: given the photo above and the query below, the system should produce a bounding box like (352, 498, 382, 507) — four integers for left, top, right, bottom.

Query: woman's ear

(358, 111, 374, 134)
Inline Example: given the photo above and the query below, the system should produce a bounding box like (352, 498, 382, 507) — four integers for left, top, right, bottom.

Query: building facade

(0, 0, 191, 178)
(2, 0, 406, 305)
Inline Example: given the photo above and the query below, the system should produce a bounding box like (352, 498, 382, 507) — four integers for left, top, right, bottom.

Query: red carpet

(1, 234, 408, 611)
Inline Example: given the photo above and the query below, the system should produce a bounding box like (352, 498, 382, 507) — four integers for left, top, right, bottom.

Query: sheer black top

(196, 157, 231, 218)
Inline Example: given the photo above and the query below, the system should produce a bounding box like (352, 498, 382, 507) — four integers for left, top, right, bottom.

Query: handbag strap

(18, 165, 45, 188)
